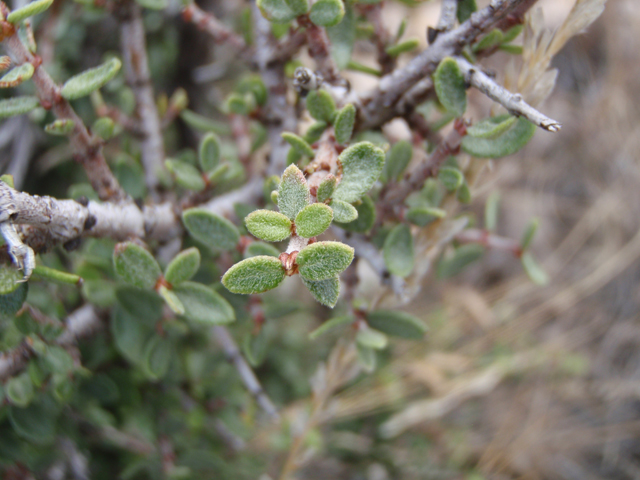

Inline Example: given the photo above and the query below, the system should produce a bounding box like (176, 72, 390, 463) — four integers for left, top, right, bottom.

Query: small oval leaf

(282, 132, 315, 157)
(434, 57, 467, 117)
(436, 244, 484, 279)
(182, 209, 240, 251)
(405, 206, 446, 227)
(306, 89, 336, 123)
(316, 174, 336, 203)
(174, 281, 236, 324)
(334, 103, 355, 145)
(309, 0, 345, 27)
(309, 314, 354, 339)
(60, 57, 122, 100)
(113, 242, 162, 290)
(165, 247, 201, 285)
(333, 141, 385, 203)
(278, 164, 310, 220)
(366, 310, 427, 339)
(356, 327, 388, 350)
(295, 203, 333, 238)
(438, 166, 464, 191)
(257, 0, 297, 23)
(199, 132, 221, 171)
(466, 115, 517, 139)
(461, 117, 536, 158)
(245, 241, 281, 258)
(296, 241, 354, 281)
(329, 199, 358, 223)
(142, 336, 173, 380)
(222, 256, 286, 294)
(384, 140, 412, 183)
(335, 195, 375, 233)
(7, 0, 53, 23)
(245, 209, 293, 242)
(0, 96, 39, 119)
(166, 159, 206, 191)
(521, 252, 548, 285)
(302, 275, 340, 308)
(383, 224, 414, 278)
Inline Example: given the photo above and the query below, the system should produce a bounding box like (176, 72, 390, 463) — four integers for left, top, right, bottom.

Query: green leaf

(384, 140, 412, 183)
(457, 0, 477, 23)
(405, 206, 446, 227)
(334, 103, 356, 145)
(245, 241, 281, 258)
(60, 57, 122, 100)
(304, 121, 328, 144)
(6, 373, 34, 408)
(0, 63, 34, 87)
(316, 174, 336, 203)
(223, 256, 286, 294)
(92, 117, 115, 140)
(182, 209, 240, 251)
(166, 159, 206, 191)
(367, 310, 427, 339)
(236, 75, 268, 106)
(499, 44, 523, 55)
(136, 0, 168, 10)
(243, 328, 269, 367)
(473, 29, 503, 52)
(385, 38, 419, 57)
(438, 166, 464, 191)
(462, 117, 536, 158)
(111, 306, 152, 365)
(165, 247, 201, 285)
(295, 203, 333, 238)
(436, 244, 484, 279)
(297, 241, 354, 281)
(199, 133, 221, 171)
(434, 57, 467, 117)
(7, 0, 53, 23)
(356, 344, 376, 372)
(0, 267, 28, 318)
(383, 224, 414, 278)
(257, 0, 297, 23)
(158, 285, 185, 315)
(301, 276, 340, 307)
(467, 115, 516, 139)
(1, 174, 15, 188)
(9, 400, 57, 444)
(142, 336, 173, 380)
(33, 265, 82, 285)
(502, 24, 524, 44)
(330, 199, 358, 223)
(180, 110, 231, 135)
(245, 209, 292, 242)
(113, 242, 161, 290)
(333, 141, 385, 203)
(335, 195, 375, 233)
(306, 89, 336, 123)
(205, 163, 229, 183)
(356, 327, 388, 350)
(309, 0, 344, 27)
(484, 191, 500, 231)
(285, 0, 309, 15)
(282, 132, 315, 157)
(0, 96, 39, 119)
(174, 281, 236, 325)
(278, 164, 310, 220)
(521, 217, 539, 251)
(326, 1, 355, 69)
(521, 252, 548, 285)
(309, 314, 353, 339)
(456, 180, 471, 204)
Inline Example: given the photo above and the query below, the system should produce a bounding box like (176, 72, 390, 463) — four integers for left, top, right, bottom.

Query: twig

(270, 29, 307, 65)
(430, 0, 458, 42)
(211, 325, 280, 419)
(454, 228, 523, 256)
(457, 57, 561, 132)
(182, 2, 247, 51)
(360, 3, 395, 75)
(298, 16, 341, 84)
(3, 27, 124, 201)
(116, 0, 166, 192)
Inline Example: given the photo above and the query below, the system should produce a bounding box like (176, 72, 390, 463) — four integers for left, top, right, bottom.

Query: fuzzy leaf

(256, 0, 297, 23)
(142, 336, 173, 380)
(302, 275, 340, 308)
(384, 140, 412, 183)
(222, 256, 286, 294)
(296, 241, 354, 281)
(245, 241, 281, 258)
(335, 195, 375, 233)
(436, 244, 484, 279)
(334, 103, 356, 145)
(457, 0, 477, 22)
(278, 164, 310, 220)
(333, 142, 385, 203)
(521, 217, 539, 251)
(306, 89, 336, 123)
(467, 115, 516, 138)
(356, 327, 388, 350)
(166, 159, 205, 191)
(385, 38, 419, 57)
(7, 0, 53, 23)
(434, 57, 467, 117)
(60, 58, 122, 100)
(285, 0, 309, 15)
(309, 314, 353, 339)
(174, 281, 235, 324)
(438, 167, 464, 191)
(113, 242, 161, 290)
(405, 206, 446, 227)
(304, 121, 328, 144)
(521, 252, 548, 285)
(182, 209, 240, 251)
(383, 223, 414, 278)
(165, 247, 200, 285)
(316, 174, 336, 202)
(309, 0, 344, 27)
(485, 191, 500, 231)
(158, 285, 185, 315)
(366, 310, 427, 339)
(245, 209, 292, 242)
(282, 132, 315, 157)
(199, 133, 220, 171)
(0, 96, 39, 119)
(0, 63, 34, 87)
(462, 117, 536, 158)
(329, 199, 358, 223)
(326, 1, 355, 69)
(295, 203, 333, 238)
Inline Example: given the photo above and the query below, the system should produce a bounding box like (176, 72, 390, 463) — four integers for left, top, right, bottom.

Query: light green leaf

(306, 89, 336, 123)
(457, 0, 477, 22)
(158, 285, 185, 315)
(136, 0, 168, 10)
(461, 117, 536, 158)
(7, 0, 53, 23)
(521, 252, 548, 285)
(456, 180, 471, 204)
(334, 103, 356, 145)
(297, 241, 354, 281)
(33, 265, 82, 285)
(222, 256, 286, 294)
(434, 57, 467, 117)
(304, 120, 328, 144)
(385, 38, 419, 57)
(309, 314, 354, 339)
(436, 244, 484, 279)
(0, 63, 34, 87)
(60, 58, 122, 100)
(521, 217, 539, 251)
(199, 133, 221, 171)
(236, 75, 268, 106)
(405, 206, 446, 227)
(0, 96, 39, 119)
(142, 336, 173, 380)
(295, 203, 333, 238)
(165, 247, 201, 285)
(335, 195, 375, 233)
(467, 115, 516, 138)
(473, 29, 503, 52)
(180, 110, 231, 135)
(485, 191, 500, 231)
(302, 276, 340, 307)
(502, 24, 524, 43)
(329, 199, 358, 223)
(92, 117, 115, 140)
(327, 1, 355, 69)
(309, 0, 344, 26)
(278, 164, 310, 220)
(356, 344, 376, 372)
(384, 140, 412, 183)
(367, 310, 427, 339)
(113, 242, 161, 290)
(182, 209, 240, 251)
(383, 223, 414, 278)
(245, 241, 281, 258)
(257, 0, 297, 23)
(6, 373, 34, 407)
(285, 0, 309, 16)
(246, 209, 292, 242)
(438, 166, 464, 191)
(205, 163, 229, 183)
(174, 281, 236, 324)
(282, 132, 315, 157)
(316, 174, 336, 203)
(356, 327, 388, 350)
(333, 141, 385, 203)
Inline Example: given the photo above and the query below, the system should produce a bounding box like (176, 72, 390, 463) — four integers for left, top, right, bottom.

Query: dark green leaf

(243, 328, 269, 367)
(385, 38, 419, 57)
(434, 57, 467, 117)
(295, 203, 333, 238)
(309, 0, 344, 27)
(245, 209, 293, 242)
(334, 103, 356, 145)
(174, 281, 236, 325)
(222, 256, 286, 294)
(113, 242, 161, 290)
(60, 58, 122, 100)
(116, 287, 164, 326)
(333, 141, 385, 203)
(304, 120, 328, 144)
(405, 206, 446, 227)
(6, 373, 34, 407)
(297, 241, 354, 281)
(142, 336, 173, 380)
(165, 247, 201, 285)
(111, 306, 153, 365)
(456, 0, 477, 23)
(182, 209, 241, 251)
(0, 267, 27, 319)
(366, 310, 427, 339)
(466, 115, 516, 139)
(384, 140, 412, 182)
(438, 166, 464, 191)
(8, 400, 57, 444)
(316, 174, 336, 203)
(462, 117, 536, 158)
(199, 133, 221, 171)
(383, 224, 414, 278)
(306, 89, 336, 123)
(278, 164, 310, 220)
(326, 1, 355, 69)
(473, 29, 503, 52)
(302, 275, 340, 307)
(335, 195, 375, 233)
(502, 24, 524, 43)
(166, 159, 206, 191)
